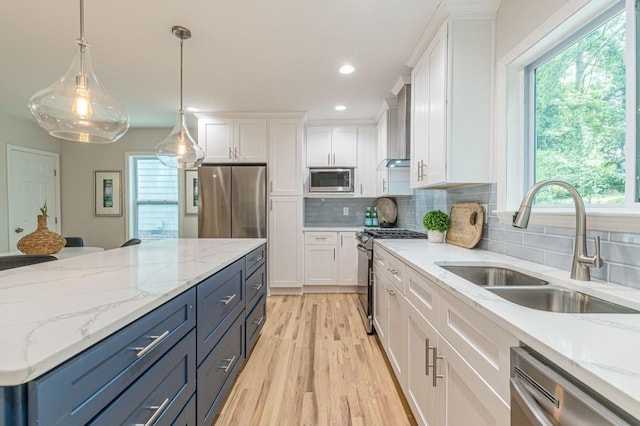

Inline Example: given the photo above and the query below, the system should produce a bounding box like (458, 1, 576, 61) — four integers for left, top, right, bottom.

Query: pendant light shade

(155, 26, 204, 169)
(28, 0, 129, 143)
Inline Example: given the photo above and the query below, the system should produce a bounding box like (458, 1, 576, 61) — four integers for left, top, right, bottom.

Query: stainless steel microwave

(308, 168, 354, 193)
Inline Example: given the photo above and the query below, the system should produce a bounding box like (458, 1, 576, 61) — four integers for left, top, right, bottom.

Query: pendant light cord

(77, 0, 87, 82)
(179, 37, 184, 112)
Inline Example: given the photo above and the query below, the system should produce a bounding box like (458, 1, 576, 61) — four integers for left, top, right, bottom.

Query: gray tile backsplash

(304, 198, 378, 227)
(392, 182, 640, 289)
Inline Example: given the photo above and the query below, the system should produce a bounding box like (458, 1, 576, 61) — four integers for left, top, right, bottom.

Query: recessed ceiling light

(186, 106, 200, 112)
(335, 105, 346, 111)
(339, 65, 354, 75)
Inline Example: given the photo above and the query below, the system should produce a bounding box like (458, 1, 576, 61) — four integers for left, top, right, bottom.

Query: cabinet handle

(387, 287, 396, 296)
(432, 346, 444, 387)
(360, 184, 363, 195)
(416, 161, 421, 180)
(138, 397, 170, 426)
(315, 237, 328, 240)
(341, 234, 344, 247)
(229, 147, 233, 159)
(333, 248, 336, 260)
(219, 355, 237, 373)
(234, 146, 239, 159)
(220, 294, 237, 305)
(252, 255, 263, 262)
(332, 152, 336, 165)
(382, 178, 387, 192)
(328, 152, 331, 165)
(133, 330, 170, 358)
(387, 267, 398, 276)
(252, 282, 264, 291)
(254, 316, 265, 326)
(421, 160, 426, 180)
(425, 338, 430, 376)
(270, 180, 273, 193)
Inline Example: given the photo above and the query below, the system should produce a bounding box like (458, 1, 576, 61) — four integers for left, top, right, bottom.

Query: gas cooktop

(361, 228, 427, 239)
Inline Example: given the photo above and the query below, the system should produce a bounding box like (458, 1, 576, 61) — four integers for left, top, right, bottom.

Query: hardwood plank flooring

(215, 294, 415, 426)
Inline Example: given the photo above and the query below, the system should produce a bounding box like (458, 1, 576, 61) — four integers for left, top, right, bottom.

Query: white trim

(494, 0, 630, 232)
(496, 209, 640, 233)
(391, 76, 411, 96)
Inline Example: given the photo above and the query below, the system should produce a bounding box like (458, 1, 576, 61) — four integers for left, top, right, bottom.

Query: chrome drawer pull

(133, 330, 170, 358)
(432, 346, 444, 387)
(220, 294, 237, 305)
(140, 397, 170, 426)
(252, 255, 263, 262)
(425, 338, 430, 376)
(219, 355, 237, 373)
(254, 316, 265, 326)
(251, 282, 264, 291)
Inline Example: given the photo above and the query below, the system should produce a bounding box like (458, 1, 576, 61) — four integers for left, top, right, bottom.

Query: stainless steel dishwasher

(510, 347, 637, 425)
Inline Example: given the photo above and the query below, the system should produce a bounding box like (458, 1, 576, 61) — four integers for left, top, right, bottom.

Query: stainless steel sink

(487, 287, 639, 314)
(440, 264, 548, 286)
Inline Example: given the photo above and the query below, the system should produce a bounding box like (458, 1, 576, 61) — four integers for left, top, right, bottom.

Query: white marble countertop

(377, 239, 640, 419)
(0, 247, 104, 259)
(0, 238, 265, 386)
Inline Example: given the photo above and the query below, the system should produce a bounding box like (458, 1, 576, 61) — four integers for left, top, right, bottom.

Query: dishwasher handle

(510, 376, 554, 426)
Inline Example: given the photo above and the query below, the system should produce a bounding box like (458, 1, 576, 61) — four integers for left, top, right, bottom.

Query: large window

(526, 2, 626, 206)
(129, 155, 178, 241)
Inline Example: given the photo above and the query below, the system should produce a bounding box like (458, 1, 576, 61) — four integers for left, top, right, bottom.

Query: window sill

(496, 208, 640, 234)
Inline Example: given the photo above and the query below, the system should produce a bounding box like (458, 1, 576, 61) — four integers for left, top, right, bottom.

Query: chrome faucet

(512, 179, 603, 281)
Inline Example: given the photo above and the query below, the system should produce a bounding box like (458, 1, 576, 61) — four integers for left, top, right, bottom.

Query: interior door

(7, 145, 60, 251)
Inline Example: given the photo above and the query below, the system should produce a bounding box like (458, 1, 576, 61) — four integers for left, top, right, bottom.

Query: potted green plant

(422, 209, 450, 243)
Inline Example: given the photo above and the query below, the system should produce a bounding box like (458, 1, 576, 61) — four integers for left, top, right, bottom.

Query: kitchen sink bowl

(439, 264, 548, 287)
(487, 287, 639, 314)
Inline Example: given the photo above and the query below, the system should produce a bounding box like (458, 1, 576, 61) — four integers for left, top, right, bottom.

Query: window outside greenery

(529, 6, 626, 205)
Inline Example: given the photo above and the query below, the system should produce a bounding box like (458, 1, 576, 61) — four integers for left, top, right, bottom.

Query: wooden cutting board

(446, 203, 484, 249)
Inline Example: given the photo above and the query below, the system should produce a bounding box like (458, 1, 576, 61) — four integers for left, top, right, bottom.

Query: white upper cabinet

(198, 117, 267, 163)
(357, 125, 378, 197)
(306, 126, 358, 168)
(268, 118, 303, 196)
(411, 17, 493, 188)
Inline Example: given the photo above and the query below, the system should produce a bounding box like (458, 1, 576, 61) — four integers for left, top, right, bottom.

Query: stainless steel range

(356, 228, 427, 334)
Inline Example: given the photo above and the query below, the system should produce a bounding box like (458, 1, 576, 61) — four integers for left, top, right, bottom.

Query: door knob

(15, 227, 24, 233)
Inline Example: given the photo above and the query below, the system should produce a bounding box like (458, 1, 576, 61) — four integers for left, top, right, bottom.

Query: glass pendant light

(155, 26, 205, 169)
(28, 0, 129, 143)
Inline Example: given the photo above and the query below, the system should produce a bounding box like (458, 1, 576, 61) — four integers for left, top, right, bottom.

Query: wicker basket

(17, 215, 66, 255)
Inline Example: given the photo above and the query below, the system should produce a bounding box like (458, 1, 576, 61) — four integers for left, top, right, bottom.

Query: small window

(129, 155, 178, 241)
(526, 3, 626, 206)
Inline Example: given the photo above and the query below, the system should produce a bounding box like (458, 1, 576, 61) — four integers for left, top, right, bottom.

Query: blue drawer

(197, 258, 244, 365)
(171, 394, 195, 426)
(89, 330, 196, 425)
(197, 310, 244, 425)
(28, 288, 196, 426)
(245, 244, 266, 277)
(246, 295, 266, 358)
(245, 263, 266, 313)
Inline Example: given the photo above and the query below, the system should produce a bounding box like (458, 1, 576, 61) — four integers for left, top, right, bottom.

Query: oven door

(357, 244, 373, 334)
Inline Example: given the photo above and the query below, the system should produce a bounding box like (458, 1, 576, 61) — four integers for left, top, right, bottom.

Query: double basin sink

(439, 264, 639, 314)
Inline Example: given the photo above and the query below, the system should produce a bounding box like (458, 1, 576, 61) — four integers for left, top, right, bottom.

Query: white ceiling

(0, 0, 439, 128)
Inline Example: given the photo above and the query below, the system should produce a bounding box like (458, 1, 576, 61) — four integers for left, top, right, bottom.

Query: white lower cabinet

(268, 196, 303, 292)
(304, 231, 358, 289)
(375, 248, 513, 426)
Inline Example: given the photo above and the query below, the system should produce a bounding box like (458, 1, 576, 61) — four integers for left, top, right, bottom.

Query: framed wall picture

(185, 170, 199, 215)
(95, 171, 122, 216)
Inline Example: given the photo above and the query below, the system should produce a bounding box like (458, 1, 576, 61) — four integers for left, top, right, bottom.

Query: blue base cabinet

(0, 244, 267, 426)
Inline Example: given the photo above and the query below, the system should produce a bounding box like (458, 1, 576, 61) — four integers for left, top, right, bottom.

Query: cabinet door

(269, 119, 303, 196)
(387, 282, 406, 389)
(304, 244, 337, 285)
(406, 303, 439, 426)
(438, 338, 510, 426)
(234, 119, 267, 163)
(410, 51, 429, 188)
(200, 119, 234, 163)
(357, 125, 378, 197)
(425, 23, 448, 185)
(268, 196, 302, 290)
(306, 127, 332, 167)
(331, 126, 358, 167)
(372, 266, 387, 343)
(337, 232, 358, 286)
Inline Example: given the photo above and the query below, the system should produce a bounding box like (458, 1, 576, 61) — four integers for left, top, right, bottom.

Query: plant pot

(427, 230, 445, 243)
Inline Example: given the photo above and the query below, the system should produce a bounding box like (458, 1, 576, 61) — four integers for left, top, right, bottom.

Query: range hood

(381, 82, 411, 168)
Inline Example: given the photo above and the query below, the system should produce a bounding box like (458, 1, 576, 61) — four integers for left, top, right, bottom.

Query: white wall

(0, 116, 61, 251)
(60, 127, 198, 249)
(495, 0, 573, 58)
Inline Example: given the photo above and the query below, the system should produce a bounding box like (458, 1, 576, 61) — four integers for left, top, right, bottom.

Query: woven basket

(17, 215, 66, 255)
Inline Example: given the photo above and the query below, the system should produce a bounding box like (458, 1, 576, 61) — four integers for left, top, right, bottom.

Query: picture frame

(185, 170, 199, 215)
(94, 171, 122, 216)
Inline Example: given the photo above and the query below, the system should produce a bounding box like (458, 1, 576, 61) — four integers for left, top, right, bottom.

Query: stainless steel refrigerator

(198, 165, 267, 238)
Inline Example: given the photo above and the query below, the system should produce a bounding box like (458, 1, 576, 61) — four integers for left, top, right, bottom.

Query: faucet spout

(512, 179, 603, 281)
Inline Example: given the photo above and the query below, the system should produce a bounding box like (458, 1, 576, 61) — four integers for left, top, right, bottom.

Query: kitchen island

(0, 238, 266, 425)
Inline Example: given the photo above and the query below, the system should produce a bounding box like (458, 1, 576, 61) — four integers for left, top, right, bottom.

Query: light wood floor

(215, 294, 415, 426)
